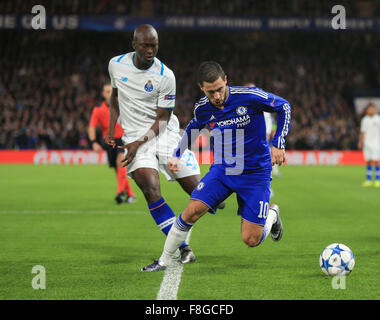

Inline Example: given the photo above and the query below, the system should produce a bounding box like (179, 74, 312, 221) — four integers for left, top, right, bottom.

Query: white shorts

(363, 145, 380, 161)
(122, 130, 200, 181)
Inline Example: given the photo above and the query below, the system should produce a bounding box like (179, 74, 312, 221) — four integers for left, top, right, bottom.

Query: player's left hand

(168, 157, 180, 174)
(118, 141, 142, 167)
(271, 146, 286, 166)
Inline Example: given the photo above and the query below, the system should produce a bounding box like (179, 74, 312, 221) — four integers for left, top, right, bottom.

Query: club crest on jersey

(144, 80, 154, 92)
(196, 182, 204, 191)
(236, 106, 247, 115)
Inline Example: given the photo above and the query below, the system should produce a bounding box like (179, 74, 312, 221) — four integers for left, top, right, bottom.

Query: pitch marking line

(156, 228, 193, 300)
(2, 209, 192, 300)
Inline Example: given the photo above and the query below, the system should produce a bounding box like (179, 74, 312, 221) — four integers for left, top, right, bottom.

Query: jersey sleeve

(108, 58, 117, 89)
(89, 107, 100, 128)
(248, 88, 291, 149)
(157, 71, 176, 109)
(172, 107, 206, 158)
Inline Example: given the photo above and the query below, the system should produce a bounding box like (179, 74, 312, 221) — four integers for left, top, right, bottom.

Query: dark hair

(197, 61, 225, 85)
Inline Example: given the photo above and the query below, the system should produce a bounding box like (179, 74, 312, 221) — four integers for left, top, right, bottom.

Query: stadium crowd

(0, 28, 379, 150)
(2, 0, 376, 17)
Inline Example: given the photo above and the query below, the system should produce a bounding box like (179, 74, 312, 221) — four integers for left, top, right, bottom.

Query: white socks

(159, 209, 277, 266)
(159, 224, 188, 266)
(262, 208, 277, 242)
(159, 214, 193, 266)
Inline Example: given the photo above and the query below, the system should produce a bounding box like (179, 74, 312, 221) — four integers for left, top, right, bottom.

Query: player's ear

(132, 40, 137, 51)
(198, 82, 204, 92)
(223, 75, 227, 85)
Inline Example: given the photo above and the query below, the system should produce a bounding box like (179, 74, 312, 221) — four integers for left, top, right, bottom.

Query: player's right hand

(168, 157, 180, 174)
(104, 131, 116, 148)
(271, 146, 286, 166)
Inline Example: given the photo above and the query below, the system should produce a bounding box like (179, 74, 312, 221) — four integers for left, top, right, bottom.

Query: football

(319, 243, 355, 276)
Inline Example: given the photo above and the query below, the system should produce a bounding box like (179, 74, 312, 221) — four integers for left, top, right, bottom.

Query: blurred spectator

(1, 0, 374, 17)
(0, 29, 379, 150)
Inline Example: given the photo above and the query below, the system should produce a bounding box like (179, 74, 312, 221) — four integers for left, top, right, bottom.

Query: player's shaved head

(132, 24, 159, 69)
(133, 24, 158, 42)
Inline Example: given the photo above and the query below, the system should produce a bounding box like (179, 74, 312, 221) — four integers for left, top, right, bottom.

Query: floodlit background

(0, 0, 379, 300)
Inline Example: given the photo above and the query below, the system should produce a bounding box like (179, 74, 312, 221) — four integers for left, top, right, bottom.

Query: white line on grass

(156, 262, 184, 300)
(2, 208, 192, 300)
(156, 228, 193, 300)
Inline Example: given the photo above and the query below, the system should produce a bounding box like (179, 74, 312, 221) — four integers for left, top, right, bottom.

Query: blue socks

(367, 165, 373, 181)
(148, 197, 188, 249)
(366, 165, 380, 181)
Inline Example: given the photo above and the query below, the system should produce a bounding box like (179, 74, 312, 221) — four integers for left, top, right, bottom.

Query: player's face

(367, 105, 376, 116)
(200, 76, 228, 108)
(102, 85, 112, 104)
(133, 37, 159, 67)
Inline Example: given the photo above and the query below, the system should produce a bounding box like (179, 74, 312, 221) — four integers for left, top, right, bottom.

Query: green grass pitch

(0, 164, 379, 300)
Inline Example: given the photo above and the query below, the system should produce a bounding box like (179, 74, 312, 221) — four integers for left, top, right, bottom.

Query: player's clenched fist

(168, 157, 180, 174)
(271, 146, 286, 166)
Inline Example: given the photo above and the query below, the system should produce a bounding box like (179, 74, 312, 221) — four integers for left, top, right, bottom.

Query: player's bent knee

(142, 186, 161, 203)
(243, 238, 259, 248)
(242, 233, 263, 248)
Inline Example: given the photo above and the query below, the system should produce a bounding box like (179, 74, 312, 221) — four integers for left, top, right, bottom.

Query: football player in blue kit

(142, 61, 291, 272)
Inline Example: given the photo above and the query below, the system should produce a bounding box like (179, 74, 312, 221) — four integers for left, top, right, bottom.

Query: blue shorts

(191, 165, 271, 226)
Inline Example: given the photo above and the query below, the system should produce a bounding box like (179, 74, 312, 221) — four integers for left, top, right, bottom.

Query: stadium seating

(0, 1, 379, 150)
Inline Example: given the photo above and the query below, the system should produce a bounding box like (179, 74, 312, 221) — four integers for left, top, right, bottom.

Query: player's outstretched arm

(172, 116, 204, 160)
(105, 87, 119, 148)
(168, 116, 204, 174)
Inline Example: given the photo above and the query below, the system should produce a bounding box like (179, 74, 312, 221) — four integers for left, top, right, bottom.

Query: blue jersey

(173, 86, 291, 174)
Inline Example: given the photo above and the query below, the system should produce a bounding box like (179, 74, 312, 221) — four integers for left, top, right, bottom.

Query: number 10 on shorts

(258, 201, 269, 219)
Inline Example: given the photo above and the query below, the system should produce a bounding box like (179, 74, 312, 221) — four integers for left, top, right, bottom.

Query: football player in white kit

(358, 103, 380, 187)
(105, 24, 223, 264)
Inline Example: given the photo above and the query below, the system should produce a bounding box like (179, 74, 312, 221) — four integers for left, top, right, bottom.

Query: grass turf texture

(0, 164, 379, 300)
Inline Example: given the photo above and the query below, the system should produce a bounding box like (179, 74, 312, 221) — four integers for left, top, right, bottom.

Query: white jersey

(360, 114, 380, 148)
(108, 52, 179, 143)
